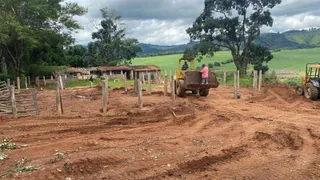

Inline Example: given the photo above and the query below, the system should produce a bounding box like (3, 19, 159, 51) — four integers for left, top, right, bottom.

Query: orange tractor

(296, 63, 320, 100)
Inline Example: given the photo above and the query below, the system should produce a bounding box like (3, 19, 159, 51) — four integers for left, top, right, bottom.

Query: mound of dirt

(253, 130, 304, 150)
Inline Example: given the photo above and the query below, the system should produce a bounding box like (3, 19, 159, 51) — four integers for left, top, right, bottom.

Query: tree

(0, 0, 87, 77)
(187, 0, 281, 76)
(248, 44, 273, 73)
(183, 48, 195, 58)
(86, 8, 142, 66)
(65, 45, 88, 67)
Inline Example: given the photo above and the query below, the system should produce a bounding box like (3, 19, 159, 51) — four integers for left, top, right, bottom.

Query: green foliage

(281, 78, 301, 86)
(213, 62, 221, 67)
(86, 8, 142, 66)
(0, 0, 87, 77)
(0, 153, 7, 160)
(208, 63, 214, 68)
(263, 71, 278, 85)
(183, 48, 195, 58)
(29, 65, 67, 77)
(187, 0, 281, 76)
(0, 138, 17, 150)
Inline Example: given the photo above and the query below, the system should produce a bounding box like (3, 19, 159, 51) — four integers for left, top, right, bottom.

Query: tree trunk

(239, 61, 248, 77)
(1, 56, 7, 74)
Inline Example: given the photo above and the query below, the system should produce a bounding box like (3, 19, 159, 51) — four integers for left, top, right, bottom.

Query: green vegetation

(0, 138, 17, 150)
(132, 48, 320, 74)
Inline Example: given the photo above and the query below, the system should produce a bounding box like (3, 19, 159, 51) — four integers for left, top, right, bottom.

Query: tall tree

(0, 0, 87, 77)
(187, 0, 281, 76)
(86, 8, 142, 66)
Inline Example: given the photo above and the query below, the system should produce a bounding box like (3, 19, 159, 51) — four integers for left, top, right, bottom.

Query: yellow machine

(174, 57, 219, 97)
(296, 63, 320, 100)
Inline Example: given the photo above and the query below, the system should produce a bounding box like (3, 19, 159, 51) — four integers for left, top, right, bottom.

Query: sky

(68, 0, 320, 45)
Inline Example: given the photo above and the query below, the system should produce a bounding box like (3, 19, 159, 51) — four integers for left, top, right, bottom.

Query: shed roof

(65, 67, 89, 74)
(98, 65, 132, 71)
(98, 65, 161, 72)
(132, 65, 161, 71)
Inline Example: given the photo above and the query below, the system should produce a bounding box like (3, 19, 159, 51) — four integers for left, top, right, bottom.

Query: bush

(213, 62, 221, 66)
(263, 71, 278, 85)
(254, 64, 269, 74)
(29, 65, 67, 77)
(221, 59, 233, 65)
(208, 63, 214, 68)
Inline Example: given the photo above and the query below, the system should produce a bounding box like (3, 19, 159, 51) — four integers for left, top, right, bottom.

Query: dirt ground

(1, 84, 320, 179)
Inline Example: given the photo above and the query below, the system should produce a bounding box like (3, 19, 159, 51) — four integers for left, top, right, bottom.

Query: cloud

(69, 0, 320, 45)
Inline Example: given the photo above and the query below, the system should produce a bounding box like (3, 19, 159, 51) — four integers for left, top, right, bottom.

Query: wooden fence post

(130, 70, 134, 80)
(7, 79, 10, 87)
(17, 77, 20, 90)
(59, 75, 63, 90)
(253, 70, 258, 93)
(234, 72, 238, 98)
(43, 76, 46, 87)
(237, 70, 240, 89)
(28, 76, 31, 86)
(258, 70, 262, 92)
(51, 75, 53, 81)
(148, 73, 151, 95)
(138, 79, 143, 108)
(25, 77, 28, 89)
(164, 75, 168, 96)
(171, 76, 175, 104)
(134, 72, 138, 93)
(36, 76, 40, 87)
(102, 78, 108, 113)
(32, 89, 40, 115)
(124, 73, 128, 92)
(142, 72, 145, 85)
(10, 86, 17, 118)
(56, 82, 62, 115)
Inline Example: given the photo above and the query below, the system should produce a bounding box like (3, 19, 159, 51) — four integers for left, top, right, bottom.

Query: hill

(137, 41, 199, 55)
(256, 29, 320, 49)
(138, 29, 320, 55)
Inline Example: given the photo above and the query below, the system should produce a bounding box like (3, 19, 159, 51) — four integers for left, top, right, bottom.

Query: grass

(132, 47, 320, 73)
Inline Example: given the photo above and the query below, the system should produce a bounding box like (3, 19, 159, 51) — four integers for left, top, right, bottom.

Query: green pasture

(132, 48, 320, 73)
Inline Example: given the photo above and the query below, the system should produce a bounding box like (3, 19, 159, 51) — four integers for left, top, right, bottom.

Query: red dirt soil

(1, 84, 320, 179)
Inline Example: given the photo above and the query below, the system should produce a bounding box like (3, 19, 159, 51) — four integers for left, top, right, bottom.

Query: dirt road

(1, 85, 320, 179)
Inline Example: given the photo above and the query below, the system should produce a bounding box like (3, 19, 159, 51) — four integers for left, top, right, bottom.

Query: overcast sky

(68, 0, 320, 45)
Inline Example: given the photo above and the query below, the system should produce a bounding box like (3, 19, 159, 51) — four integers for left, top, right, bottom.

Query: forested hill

(256, 28, 320, 49)
(138, 29, 320, 55)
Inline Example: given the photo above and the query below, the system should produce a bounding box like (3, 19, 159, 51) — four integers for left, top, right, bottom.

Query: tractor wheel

(192, 90, 198, 95)
(176, 80, 186, 97)
(295, 86, 304, 96)
(199, 88, 209, 97)
(304, 83, 318, 100)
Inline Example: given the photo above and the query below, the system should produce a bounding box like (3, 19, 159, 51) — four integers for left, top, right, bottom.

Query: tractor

(174, 57, 219, 97)
(296, 63, 320, 100)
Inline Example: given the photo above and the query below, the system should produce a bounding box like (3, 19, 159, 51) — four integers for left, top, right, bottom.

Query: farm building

(98, 65, 161, 80)
(63, 67, 90, 80)
(85, 67, 99, 79)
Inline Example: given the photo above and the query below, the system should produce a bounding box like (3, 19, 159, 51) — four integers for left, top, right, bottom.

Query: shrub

(208, 63, 214, 68)
(263, 70, 278, 85)
(213, 62, 221, 66)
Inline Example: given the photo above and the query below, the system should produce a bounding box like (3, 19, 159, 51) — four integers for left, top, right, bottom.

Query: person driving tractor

(181, 61, 189, 70)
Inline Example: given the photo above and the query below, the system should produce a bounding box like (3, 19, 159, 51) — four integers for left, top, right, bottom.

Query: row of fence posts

(232, 70, 263, 98)
(9, 85, 39, 118)
(6, 75, 58, 89)
(54, 69, 265, 115)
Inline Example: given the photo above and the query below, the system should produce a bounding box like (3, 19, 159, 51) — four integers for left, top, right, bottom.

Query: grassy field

(132, 48, 320, 73)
